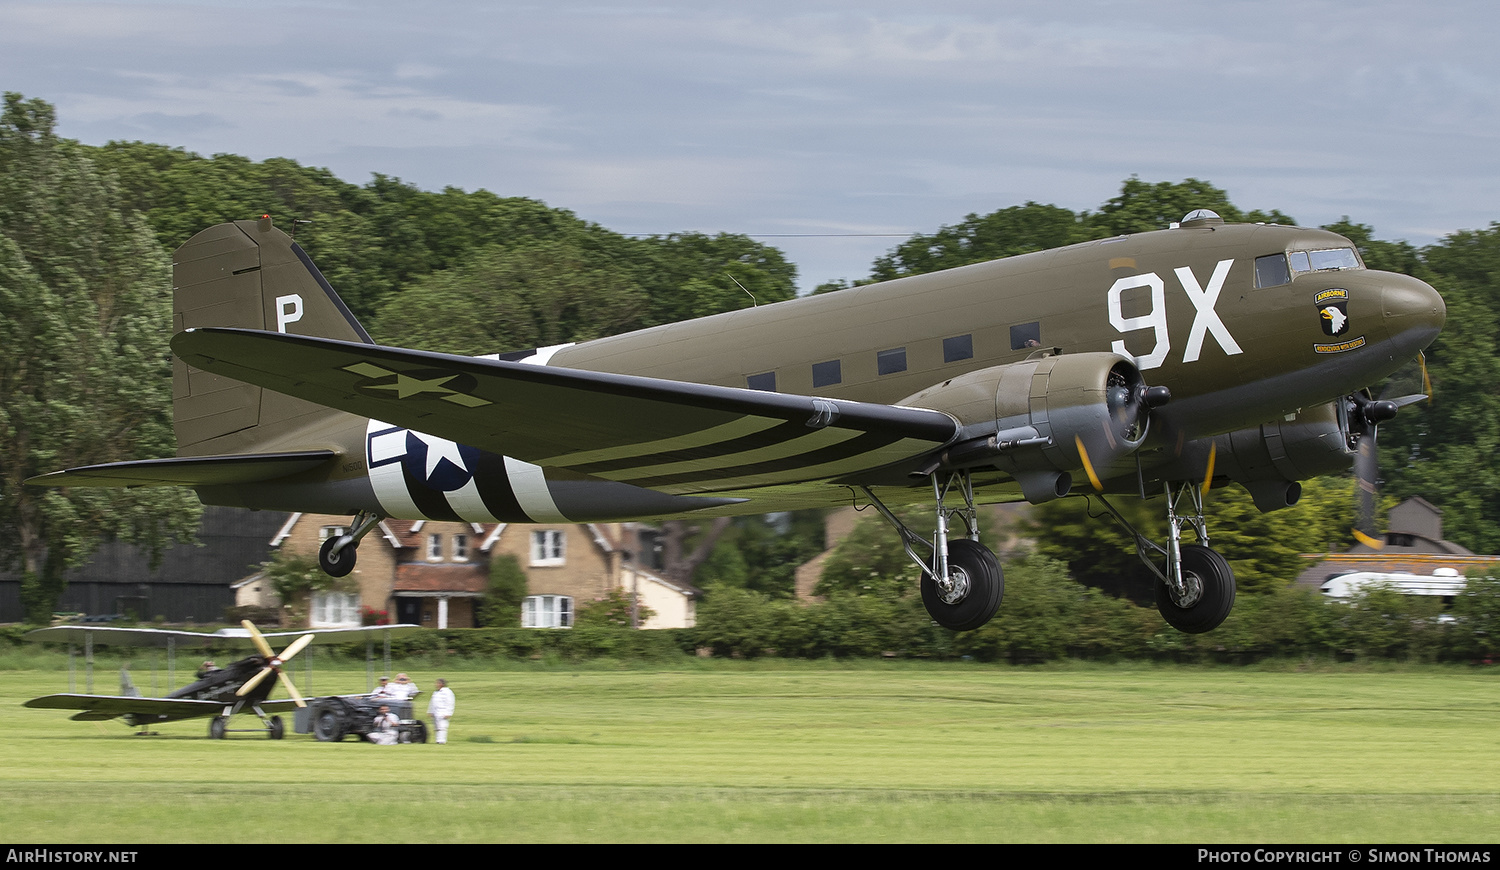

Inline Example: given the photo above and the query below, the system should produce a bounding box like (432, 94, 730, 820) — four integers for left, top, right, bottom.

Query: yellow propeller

(235, 622, 314, 707)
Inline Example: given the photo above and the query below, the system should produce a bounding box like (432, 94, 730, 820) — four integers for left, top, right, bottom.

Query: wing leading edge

(171, 328, 961, 494)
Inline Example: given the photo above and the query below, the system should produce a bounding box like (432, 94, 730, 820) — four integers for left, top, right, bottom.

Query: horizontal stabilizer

(25, 450, 337, 488)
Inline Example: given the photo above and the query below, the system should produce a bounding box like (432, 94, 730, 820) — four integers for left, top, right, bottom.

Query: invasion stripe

(619, 431, 907, 489)
(505, 456, 570, 522)
(472, 451, 529, 523)
(589, 427, 859, 482)
(566, 419, 811, 475)
(402, 464, 462, 522)
(535, 416, 783, 467)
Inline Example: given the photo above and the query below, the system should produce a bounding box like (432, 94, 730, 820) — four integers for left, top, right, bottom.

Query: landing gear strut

(1097, 481, 1236, 634)
(319, 511, 384, 576)
(861, 470, 1004, 631)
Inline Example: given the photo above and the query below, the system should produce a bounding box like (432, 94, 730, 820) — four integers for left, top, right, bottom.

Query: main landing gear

(1096, 481, 1236, 634)
(861, 470, 1004, 631)
(319, 511, 385, 576)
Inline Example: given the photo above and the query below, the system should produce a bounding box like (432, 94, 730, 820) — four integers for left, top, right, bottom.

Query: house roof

(392, 563, 487, 595)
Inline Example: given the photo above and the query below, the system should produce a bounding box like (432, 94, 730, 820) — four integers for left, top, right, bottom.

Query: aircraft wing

(24, 694, 223, 722)
(24, 694, 303, 723)
(171, 328, 960, 491)
(26, 624, 425, 650)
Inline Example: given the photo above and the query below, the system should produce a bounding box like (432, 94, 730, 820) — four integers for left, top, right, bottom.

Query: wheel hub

(936, 565, 971, 605)
(1171, 569, 1204, 608)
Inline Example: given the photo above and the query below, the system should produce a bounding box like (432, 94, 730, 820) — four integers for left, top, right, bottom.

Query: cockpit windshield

(1254, 246, 1362, 288)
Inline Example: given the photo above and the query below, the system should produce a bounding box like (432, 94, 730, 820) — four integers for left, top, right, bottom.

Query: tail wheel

(267, 715, 285, 740)
(209, 716, 227, 739)
(319, 536, 357, 577)
(921, 539, 1004, 631)
(1156, 544, 1235, 634)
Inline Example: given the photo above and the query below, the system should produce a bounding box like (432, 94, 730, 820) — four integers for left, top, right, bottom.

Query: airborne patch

(1315, 288, 1351, 336)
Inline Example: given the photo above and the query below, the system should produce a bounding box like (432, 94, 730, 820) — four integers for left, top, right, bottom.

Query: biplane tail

(119, 666, 140, 698)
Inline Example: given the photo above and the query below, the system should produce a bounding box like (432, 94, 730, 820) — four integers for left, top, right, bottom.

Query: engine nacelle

(901, 351, 1157, 503)
(1172, 400, 1357, 512)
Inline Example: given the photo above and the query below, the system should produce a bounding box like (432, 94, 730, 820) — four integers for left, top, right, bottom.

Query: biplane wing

(24, 694, 298, 723)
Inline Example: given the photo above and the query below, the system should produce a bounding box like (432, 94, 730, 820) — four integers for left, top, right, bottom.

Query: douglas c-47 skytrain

(30, 210, 1446, 634)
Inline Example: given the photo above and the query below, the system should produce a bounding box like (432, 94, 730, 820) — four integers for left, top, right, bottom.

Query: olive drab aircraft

(28, 210, 1446, 635)
(23, 621, 420, 738)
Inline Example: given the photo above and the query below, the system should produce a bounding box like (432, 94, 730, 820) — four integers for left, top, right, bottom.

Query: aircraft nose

(1382, 273, 1445, 353)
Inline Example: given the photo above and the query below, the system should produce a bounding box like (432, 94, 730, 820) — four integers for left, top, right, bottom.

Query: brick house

(268, 513, 697, 630)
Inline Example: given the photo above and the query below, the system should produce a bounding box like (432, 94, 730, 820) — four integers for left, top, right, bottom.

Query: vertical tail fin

(173, 217, 371, 456)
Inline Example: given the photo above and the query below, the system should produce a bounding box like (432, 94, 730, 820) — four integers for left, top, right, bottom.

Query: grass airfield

(2, 659, 1497, 843)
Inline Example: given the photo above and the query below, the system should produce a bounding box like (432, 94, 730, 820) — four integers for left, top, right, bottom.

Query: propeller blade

(1201, 441, 1217, 496)
(277, 669, 307, 708)
(241, 620, 274, 659)
(236, 666, 275, 697)
(1352, 433, 1384, 550)
(1421, 350, 1432, 405)
(1073, 435, 1103, 491)
(277, 633, 314, 665)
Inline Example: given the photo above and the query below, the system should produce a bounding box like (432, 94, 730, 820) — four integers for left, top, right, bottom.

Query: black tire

(921, 539, 1004, 631)
(1156, 544, 1236, 634)
(319, 536, 357, 577)
(268, 716, 284, 740)
(209, 716, 227, 740)
(410, 720, 428, 744)
(313, 708, 345, 742)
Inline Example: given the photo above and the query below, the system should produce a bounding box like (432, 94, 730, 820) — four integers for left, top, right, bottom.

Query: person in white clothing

(427, 678, 455, 744)
(389, 673, 419, 701)
(367, 705, 399, 745)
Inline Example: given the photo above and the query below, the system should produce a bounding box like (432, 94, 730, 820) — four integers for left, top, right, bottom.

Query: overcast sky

(2, 0, 1497, 292)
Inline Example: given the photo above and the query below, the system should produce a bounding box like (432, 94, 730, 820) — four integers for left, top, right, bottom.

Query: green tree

(479, 554, 528, 628)
(0, 94, 199, 622)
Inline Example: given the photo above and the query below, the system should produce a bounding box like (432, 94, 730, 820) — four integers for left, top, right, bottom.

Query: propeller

(1348, 351, 1432, 549)
(235, 620, 313, 707)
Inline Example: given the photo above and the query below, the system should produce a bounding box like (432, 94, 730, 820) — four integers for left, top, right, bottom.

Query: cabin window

(1010, 322, 1041, 350)
(1255, 254, 1291, 288)
(531, 529, 564, 566)
(812, 359, 842, 388)
(523, 595, 573, 628)
(877, 347, 907, 375)
(943, 334, 974, 363)
(746, 371, 776, 391)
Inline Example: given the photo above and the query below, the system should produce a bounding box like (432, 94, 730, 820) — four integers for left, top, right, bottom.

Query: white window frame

(522, 595, 573, 628)
(311, 591, 361, 628)
(427, 533, 442, 561)
(531, 530, 565, 566)
(453, 533, 469, 562)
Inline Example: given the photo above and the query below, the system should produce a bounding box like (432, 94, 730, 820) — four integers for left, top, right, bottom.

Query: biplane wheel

(920, 539, 1004, 632)
(1156, 544, 1236, 634)
(209, 716, 228, 740)
(268, 716, 285, 740)
(319, 536, 357, 577)
(314, 708, 345, 742)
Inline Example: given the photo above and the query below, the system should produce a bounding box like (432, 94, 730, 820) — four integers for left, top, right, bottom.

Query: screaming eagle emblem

(1316, 288, 1351, 336)
(1312, 288, 1364, 353)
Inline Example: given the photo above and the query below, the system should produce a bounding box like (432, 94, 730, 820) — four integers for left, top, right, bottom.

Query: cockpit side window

(1255, 254, 1291, 288)
(1289, 246, 1361, 275)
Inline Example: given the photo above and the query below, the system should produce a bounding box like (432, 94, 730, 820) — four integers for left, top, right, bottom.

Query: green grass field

(2, 659, 1496, 842)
